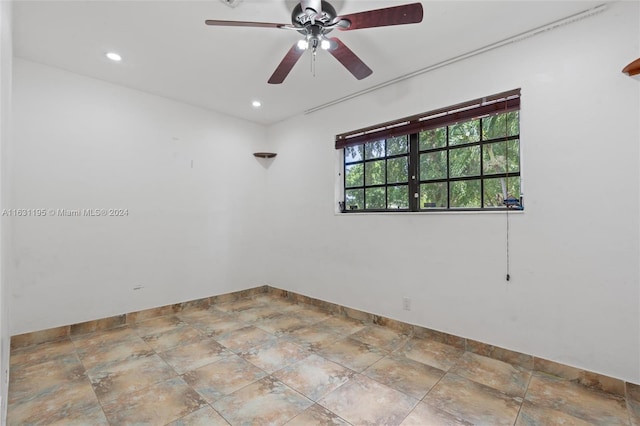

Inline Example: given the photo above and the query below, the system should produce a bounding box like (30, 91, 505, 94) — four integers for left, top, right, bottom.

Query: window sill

(334, 209, 525, 216)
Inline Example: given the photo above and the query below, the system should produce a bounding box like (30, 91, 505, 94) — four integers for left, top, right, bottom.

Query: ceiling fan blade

(337, 3, 423, 31)
(268, 43, 306, 84)
(327, 37, 372, 80)
(205, 19, 292, 29)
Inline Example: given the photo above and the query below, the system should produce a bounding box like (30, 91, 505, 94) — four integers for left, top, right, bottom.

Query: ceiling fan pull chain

(311, 49, 316, 77)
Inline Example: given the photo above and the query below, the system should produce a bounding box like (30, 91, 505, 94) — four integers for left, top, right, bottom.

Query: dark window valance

(335, 88, 521, 149)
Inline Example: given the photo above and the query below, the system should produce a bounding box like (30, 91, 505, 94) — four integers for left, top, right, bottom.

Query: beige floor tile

(400, 337, 464, 371)
(159, 338, 231, 374)
(102, 376, 206, 424)
(350, 324, 409, 352)
(525, 373, 629, 425)
(451, 351, 531, 397)
(72, 326, 154, 370)
(515, 400, 594, 426)
(240, 337, 309, 373)
(318, 315, 367, 336)
(193, 315, 246, 338)
(625, 383, 640, 425)
(181, 354, 266, 403)
(363, 353, 445, 400)
(168, 406, 231, 426)
(8, 380, 108, 425)
(87, 353, 177, 402)
(319, 374, 418, 425)
(255, 314, 312, 335)
(212, 376, 313, 425)
(423, 373, 521, 426)
(132, 315, 186, 336)
(178, 308, 236, 329)
(215, 325, 277, 354)
(284, 306, 333, 324)
(274, 354, 355, 401)
(235, 304, 284, 323)
(214, 297, 267, 313)
(285, 403, 351, 425)
(251, 294, 289, 305)
(141, 324, 206, 352)
(287, 323, 344, 351)
(317, 337, 386, 372)
(280, 303, 312, 315)
(400, 401, 472, 426)
(10, 339, 77, 369)
(8, 353, 87, 405)
(629, 400, 640, 426)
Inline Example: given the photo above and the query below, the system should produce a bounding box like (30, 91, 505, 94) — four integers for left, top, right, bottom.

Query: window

(337, 89, 522, 212)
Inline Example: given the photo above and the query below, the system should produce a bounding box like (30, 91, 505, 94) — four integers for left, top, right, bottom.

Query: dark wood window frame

(337, 89, 522, 212)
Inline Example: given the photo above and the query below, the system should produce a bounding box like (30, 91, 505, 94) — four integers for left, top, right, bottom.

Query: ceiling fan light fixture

(320, 39, 331, 50)
(105, 52, 122, 62)
(297, 39, 309, 50)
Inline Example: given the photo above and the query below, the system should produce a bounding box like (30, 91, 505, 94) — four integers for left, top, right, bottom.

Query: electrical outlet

(402, 297, 411, 311)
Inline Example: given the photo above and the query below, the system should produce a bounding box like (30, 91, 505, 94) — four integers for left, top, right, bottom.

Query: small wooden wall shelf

(622, 58, 640, 77)
(253, 152, 277, 159)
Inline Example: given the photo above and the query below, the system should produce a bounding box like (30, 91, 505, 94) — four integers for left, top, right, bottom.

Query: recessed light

(252, 100, 262, 108)
(106, 52, 122, 62)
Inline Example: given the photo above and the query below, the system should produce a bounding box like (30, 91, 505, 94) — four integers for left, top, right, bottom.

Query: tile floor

(7, 294, 639, 425)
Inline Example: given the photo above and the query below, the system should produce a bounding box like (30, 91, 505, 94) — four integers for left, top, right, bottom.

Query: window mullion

(480, 117, 485, 208)
(446, 126, 451, 209)
(409, 133, 419, 211)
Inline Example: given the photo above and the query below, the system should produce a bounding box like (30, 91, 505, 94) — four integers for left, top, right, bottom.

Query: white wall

(10, 59, 270, 335)
(0, 0, 11, 419)
(265, 2, 640, 383)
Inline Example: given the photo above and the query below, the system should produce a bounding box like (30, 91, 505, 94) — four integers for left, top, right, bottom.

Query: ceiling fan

(205, 1, 423, 84)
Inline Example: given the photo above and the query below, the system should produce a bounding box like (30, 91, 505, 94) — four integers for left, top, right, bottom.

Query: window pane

(482, 111, 519, 140)
(345, 189, 364, 210)
(345, 163, 364, 188)
(419, 127, 446, 150)
(365, 140, 385, 159)
(483, 177, 521, 207)
(420, 182, 447, 209)
(365, 187, 385, 209)
(482, 140, 520, 175)
(387, 157, 408, 184)
(419, 151, 447, 181)
(387, 185, 409, 209)
(344, 145, 363, 163)
(450, 180, 481, 208)
(387, 135, 408, 155)
(449, 146, 480, 178)
(365, 160, 386, 185)
(449, 119, 480, 146)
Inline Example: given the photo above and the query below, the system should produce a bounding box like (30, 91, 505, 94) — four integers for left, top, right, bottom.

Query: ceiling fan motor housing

(292, 0, 337, 29)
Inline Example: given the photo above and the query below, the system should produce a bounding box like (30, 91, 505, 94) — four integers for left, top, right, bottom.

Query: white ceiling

(14, 0, 604, 125)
